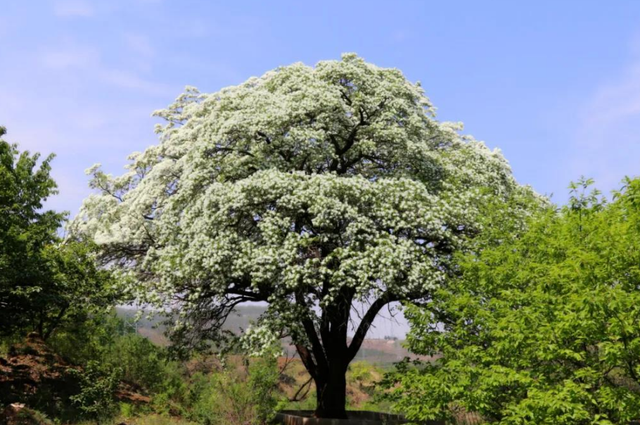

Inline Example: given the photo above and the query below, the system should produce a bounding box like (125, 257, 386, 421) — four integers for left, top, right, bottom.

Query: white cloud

(37, 40, 173, 97)
(101, 69, 175, 97)
(123, 33, 155, 59)
(40, 44, 100, 70)
(570, 57, 640, 192)
(53, 0, 95, 18)
(581, 64, 640, 133)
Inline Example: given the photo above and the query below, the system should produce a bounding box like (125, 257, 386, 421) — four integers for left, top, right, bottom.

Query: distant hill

(116, 304, 266, 333)
(115, 305, 268, 346)
(115, 306, 424, 365)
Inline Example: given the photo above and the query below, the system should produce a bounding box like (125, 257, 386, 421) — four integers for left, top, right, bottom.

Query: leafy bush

(68, 361, 121, 424)
(47, 311, 189, 420)
(106, 334, 167, 392)
(0, 130, 117, 343)
(1, 407, 55, 425)
(188, 356, 282, 425)
(48, 311, 124, 366)
(348, 361, 375, 389)
(248, 356, 282, 423)
(50, 310, 186, 394)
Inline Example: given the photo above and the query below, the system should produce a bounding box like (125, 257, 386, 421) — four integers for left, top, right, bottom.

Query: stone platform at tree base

(274, 410, 444, 425)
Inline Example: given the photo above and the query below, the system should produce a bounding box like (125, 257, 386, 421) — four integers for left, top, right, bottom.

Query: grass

(74, 414, 196, 425)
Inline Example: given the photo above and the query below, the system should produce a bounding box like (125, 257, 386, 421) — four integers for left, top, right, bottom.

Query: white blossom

(71, 53, 531, 357)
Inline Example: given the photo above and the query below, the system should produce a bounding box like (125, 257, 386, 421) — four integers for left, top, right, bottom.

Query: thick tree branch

(43, 303, 69, 340)
(347, 292, 396, 362)
(295, 344, 318, 381)
(296, 292, 329, 373)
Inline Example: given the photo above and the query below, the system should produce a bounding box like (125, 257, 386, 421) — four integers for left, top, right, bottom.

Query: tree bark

(296, 290, 395, 419)
(314, 359, 348, 419)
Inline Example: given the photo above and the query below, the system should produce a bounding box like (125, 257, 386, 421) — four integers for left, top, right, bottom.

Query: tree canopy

(0, 127, 115, 340)
(72, 54, 534, 418)
(387, 178, 640, 424)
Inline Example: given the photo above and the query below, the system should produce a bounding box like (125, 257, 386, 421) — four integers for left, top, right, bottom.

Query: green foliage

(117, 414, 195, 425)
(104, 332, 188, 412)
(69, 361, 121, 424)
(188, 356, 282, 425)
(51, 310, 187, 396)
(0, 128, 116, 340)
(349, 361, 375, 386)
(107, 334, 169, 392)
(39, 239, 118, 337)
(45, 311, 188, 422)
(119, 402, 136, 419)
(346, 361, 394, 412)
(387, 177, 640, 424)
(284, 391, 317, 411)
(48, 311, 128, 366)
(249, 355, 282, 423)
(0, 128, 65, 337)
(6, 407, 55, 425)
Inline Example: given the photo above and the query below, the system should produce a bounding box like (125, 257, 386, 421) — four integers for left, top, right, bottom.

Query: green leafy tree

(0, 126, 64, 337)
(0, 127, 115, 340)
(387, 178, 640, 424)
(72, 54, 532, 418)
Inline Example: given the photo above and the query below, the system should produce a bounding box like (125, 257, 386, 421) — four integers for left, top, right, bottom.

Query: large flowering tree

(73, 54, 527, 418)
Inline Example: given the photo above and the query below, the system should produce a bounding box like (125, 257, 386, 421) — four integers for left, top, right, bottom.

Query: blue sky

(3, 0, 640, 338)
(3, 0, 640, 214)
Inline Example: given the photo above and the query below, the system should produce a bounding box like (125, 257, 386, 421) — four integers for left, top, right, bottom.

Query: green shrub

(248, 356, 281, 423)
(7, 407, 55, 425)
(188, 356, 282, 425)
(119, 402, 135, 419)
(51, 311, 186, 393)
(48, 311, 128, 366)
(105, 334, 166, 392)
(68, 361, 121, 424)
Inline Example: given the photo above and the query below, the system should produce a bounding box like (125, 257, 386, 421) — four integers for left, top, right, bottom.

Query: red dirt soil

(0, 333, 149, 417)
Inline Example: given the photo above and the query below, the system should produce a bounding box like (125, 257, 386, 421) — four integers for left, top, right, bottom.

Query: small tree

(73, 54, 530, 418)
(387, 178, 640, 423)
(0, 127, 115, 340)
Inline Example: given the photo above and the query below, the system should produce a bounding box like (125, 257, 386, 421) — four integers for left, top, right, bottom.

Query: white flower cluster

(71, 53, 530, 350)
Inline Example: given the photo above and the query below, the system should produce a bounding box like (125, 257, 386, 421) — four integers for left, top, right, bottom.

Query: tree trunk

(294, 288, 393, 419)
(314, 360, 348, 419)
